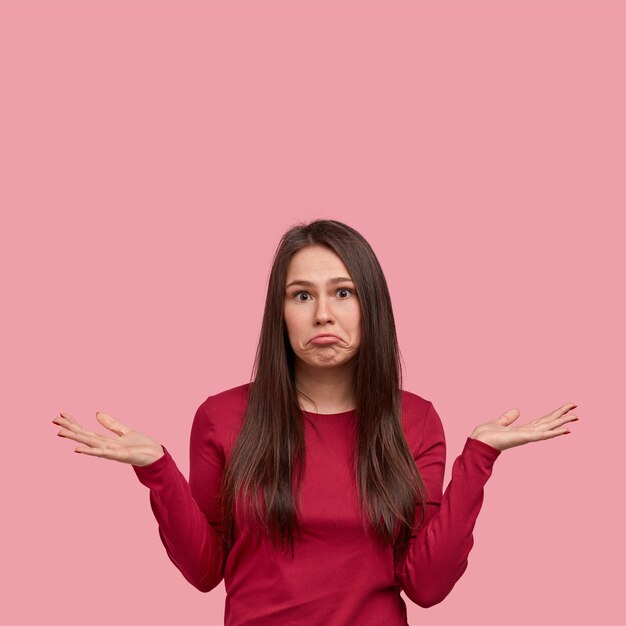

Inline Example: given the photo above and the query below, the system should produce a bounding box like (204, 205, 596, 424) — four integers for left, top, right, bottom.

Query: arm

(132, 401, 227, 592)
(394, 402, 501, 607)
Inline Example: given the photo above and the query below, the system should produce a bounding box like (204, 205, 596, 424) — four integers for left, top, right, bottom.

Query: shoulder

(399, 388, 431, 417)
(202, 381, 251, 412)
(193, 382, 250, 446)
(399, 389, 444, 454)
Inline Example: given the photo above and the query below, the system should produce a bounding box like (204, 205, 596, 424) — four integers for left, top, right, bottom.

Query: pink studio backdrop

(1, 2, 623, 626)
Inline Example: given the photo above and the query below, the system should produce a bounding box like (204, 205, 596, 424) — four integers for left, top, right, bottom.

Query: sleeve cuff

(132, 445, 175, 489)
(464, 436, 502, 461)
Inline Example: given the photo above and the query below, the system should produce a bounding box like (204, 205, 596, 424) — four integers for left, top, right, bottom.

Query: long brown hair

(220, 219, 429, 561)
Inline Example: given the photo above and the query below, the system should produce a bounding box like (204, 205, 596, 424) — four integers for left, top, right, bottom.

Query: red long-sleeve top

(133, 382, 501, 626)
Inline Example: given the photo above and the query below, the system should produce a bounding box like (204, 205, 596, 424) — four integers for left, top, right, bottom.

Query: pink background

(1, 1, 623, 625)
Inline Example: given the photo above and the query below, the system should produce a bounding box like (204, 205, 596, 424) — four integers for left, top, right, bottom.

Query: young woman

(52, 219, 579, 626)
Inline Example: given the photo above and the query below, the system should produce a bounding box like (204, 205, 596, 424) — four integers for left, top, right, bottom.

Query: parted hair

(219, 219, 429, 561)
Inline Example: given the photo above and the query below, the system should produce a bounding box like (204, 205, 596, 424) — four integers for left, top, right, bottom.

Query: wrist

(470, 433, 501, 451)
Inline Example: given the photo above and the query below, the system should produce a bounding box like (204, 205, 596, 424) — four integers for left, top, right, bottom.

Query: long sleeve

(132, 401, 227, 592)
(394, 401, 501, 608)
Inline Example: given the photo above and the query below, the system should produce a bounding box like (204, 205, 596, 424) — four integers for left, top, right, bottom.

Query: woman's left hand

(470, 402, 579, 452)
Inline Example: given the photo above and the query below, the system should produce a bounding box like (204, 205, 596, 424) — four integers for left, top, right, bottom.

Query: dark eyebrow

(285, 276, 354, 290)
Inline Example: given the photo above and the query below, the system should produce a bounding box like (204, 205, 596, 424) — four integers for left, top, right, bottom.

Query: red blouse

(133, 382, 501, 626)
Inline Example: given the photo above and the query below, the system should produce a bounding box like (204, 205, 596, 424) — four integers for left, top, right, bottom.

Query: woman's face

(283, 245, 361, 369)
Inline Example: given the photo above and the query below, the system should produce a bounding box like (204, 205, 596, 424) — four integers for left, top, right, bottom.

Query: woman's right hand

(52, 411, 165, 467)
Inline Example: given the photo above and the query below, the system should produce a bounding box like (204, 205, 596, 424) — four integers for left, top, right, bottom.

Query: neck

(294, 358, 356, 413)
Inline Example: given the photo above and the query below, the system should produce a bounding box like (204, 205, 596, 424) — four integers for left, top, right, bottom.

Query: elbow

(194, 576, 223, 594)
(417, 596, 444, 609)
(186, 567, 224, 593)
(163, 532, 227, 593)
(419, 599, 441, 609)
(402, 559, 469, 608)
(404, 587, 448, 609)
(172, 556, 225, 593)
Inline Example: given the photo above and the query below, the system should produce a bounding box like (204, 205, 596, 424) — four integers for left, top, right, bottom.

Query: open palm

(470, 402, 579, 452)
(52, 411, 165, 467)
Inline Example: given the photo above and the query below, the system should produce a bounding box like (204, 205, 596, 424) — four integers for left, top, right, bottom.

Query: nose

(314, 296, 334, 326)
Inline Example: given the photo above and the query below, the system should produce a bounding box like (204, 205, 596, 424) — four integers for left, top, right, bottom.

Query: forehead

(285, 246, 351, 280)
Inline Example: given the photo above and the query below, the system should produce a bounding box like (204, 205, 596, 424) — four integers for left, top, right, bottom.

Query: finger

(57, 426, 117, 448)
(74, 445, 125, 461)
(496, 408, 520, 426)
(54, 416, 101, 439)
(540, 427, 572, 439)
(59, 412, 78, 424)
(549, 403, 578, 419)
(54, 414, 82, 429)
(96, 412, 132, 437)
(534, 403, 577, 425)
(57, 426, 100, 447)
(537, 412, 579, 432)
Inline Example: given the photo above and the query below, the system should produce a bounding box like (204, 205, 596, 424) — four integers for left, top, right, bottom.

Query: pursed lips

(309, 333, 341, 344)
